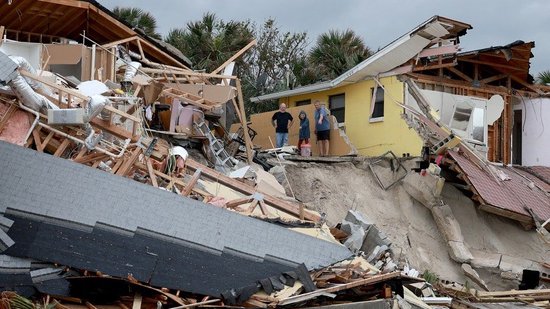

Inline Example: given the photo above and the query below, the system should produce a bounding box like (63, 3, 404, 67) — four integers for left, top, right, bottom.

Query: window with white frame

(370, 87, 384, 120)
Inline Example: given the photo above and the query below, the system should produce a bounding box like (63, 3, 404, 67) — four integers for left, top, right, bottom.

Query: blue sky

(100, 0, 550, 75)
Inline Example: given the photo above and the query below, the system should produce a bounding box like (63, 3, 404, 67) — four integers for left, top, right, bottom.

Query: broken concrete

(462, 263, 490, 291)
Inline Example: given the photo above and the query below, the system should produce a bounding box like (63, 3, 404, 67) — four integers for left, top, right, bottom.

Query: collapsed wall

(282, 159, 549, 290)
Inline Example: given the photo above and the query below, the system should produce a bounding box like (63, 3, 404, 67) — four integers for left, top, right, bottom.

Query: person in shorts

(314, 100, 330, 156)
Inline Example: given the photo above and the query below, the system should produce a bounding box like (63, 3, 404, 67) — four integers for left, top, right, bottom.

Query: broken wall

(518, 97, 550, 166)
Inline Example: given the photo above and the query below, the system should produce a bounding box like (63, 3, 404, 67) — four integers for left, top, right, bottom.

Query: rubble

(0, 2, 549, 309)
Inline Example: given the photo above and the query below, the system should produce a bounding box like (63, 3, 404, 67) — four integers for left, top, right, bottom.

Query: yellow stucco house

(250, 16, 472, 157)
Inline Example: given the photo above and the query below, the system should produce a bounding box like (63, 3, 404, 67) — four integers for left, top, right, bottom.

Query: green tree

(309, 29, 372, 80)
(112, 7, 161, 39)
(165, 13, 254, 72)
(537, 70, 550, 85)
(239, 19, 309, 115)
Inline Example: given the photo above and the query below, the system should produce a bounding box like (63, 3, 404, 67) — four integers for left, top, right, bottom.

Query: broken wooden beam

(182, 168, 202, 196)
(185, 159, 321, 222)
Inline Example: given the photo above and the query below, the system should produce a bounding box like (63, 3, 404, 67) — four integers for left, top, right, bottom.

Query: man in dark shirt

(271, 103, 294, 148)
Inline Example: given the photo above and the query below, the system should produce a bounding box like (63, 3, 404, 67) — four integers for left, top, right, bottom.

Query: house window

(296, 99, 311, 106)
(370, 87, 384, 120)
(329, 94, 345, 123)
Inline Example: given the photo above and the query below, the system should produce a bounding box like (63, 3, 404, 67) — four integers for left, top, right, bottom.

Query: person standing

(314, 100, 330, 156)
(271, 103, 294, 148)
(297, 110, 310, 154)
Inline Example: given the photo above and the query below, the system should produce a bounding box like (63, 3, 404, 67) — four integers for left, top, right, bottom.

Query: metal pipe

(91, 44, 96, 80)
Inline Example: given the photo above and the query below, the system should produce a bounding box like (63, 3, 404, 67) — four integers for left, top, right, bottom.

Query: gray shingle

(0, 141, 351, 269)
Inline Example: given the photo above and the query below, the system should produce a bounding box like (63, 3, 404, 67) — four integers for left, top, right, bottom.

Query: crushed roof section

(448, 150, 550, 222)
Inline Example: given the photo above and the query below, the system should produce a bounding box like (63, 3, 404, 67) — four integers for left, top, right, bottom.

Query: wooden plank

(161, 89, 214, 111)
(211, 39, 257, 74)
(19, 70, 88, 101)
(480, 73, 508, 84)
(278, 272, 402, 305)
(146, 158, 158, 188)
(477, 289, 550, 298)
(447, 67, 473, 82)
(54, 138, 71, 157)
(131, 293, 142, 309)
(90, 118, 135, 141)
(32, 129, 43, 152)
(182, 168, 201, 196)
(73, 152, 108, 165)
(169, 299, 220, 309)
(40, 131, 55, 152)
(115, 147, 142, 176)
(0, 103, 17, 131)
(134, 162, 211, 197)
(102, 36, 139, 49)
(185, 159, 320, 222)
(226, 196, 253, 209)
(235, 79, 253, 165)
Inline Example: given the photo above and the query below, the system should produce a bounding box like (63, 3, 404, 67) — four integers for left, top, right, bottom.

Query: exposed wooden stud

(235, 79, 254, 165)
(146, 158, 159, 188)
(186, 159, 320, 221)
(115, 147, 142, 176)
(54, 138, 71, 157)
(182, 168, 202, 196)
(225, 196, 254, 209)
(211, 39, 257, 75)
(446, 67, 473, 82)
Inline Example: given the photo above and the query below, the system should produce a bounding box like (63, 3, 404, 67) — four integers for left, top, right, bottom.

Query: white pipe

(91, 44, 96, 80)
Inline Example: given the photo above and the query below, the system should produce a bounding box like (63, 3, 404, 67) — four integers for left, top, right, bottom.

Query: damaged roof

(251, 15, 472, 102)
(447, 150, 550, 225)
(0, 141, 351, 301)
(0, 0, 192, 68)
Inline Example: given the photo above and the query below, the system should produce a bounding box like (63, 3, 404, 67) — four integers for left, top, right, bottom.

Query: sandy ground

(283, 160, 550, 288)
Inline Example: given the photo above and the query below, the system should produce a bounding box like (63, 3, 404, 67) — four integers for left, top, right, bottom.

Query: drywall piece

(0, 50, 18, 82)
(164, 83, 236, 104)
(77, 80, 109, 96)
(231, 103, 356, 156)
(520, 97, 550, 166)
(487, 95, 504, 124)
(0, 41, 42, 70)
(48, 108, 85, 125)
(255, 168, 287, 198)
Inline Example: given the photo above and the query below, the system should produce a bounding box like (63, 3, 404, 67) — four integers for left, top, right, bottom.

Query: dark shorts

(316, 130, 330, 141)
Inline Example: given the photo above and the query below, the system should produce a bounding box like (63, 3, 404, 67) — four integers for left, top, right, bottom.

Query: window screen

(329, 94, 345, 123)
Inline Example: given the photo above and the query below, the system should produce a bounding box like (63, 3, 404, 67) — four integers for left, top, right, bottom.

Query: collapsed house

(0, 1, 443, 309)
(0, 2, 549, 308)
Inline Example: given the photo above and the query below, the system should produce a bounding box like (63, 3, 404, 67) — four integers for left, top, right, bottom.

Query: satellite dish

(487, 94, 504, 124)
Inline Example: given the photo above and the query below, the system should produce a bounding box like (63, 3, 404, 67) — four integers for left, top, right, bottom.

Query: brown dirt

(284, 160, 550, 288)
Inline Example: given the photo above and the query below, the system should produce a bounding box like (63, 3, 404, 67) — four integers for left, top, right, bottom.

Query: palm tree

(112, 7, 161, 39)
(309, 29, 372, 80)
(537, 70, 550, 85)
(165, 13, 253, 72)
